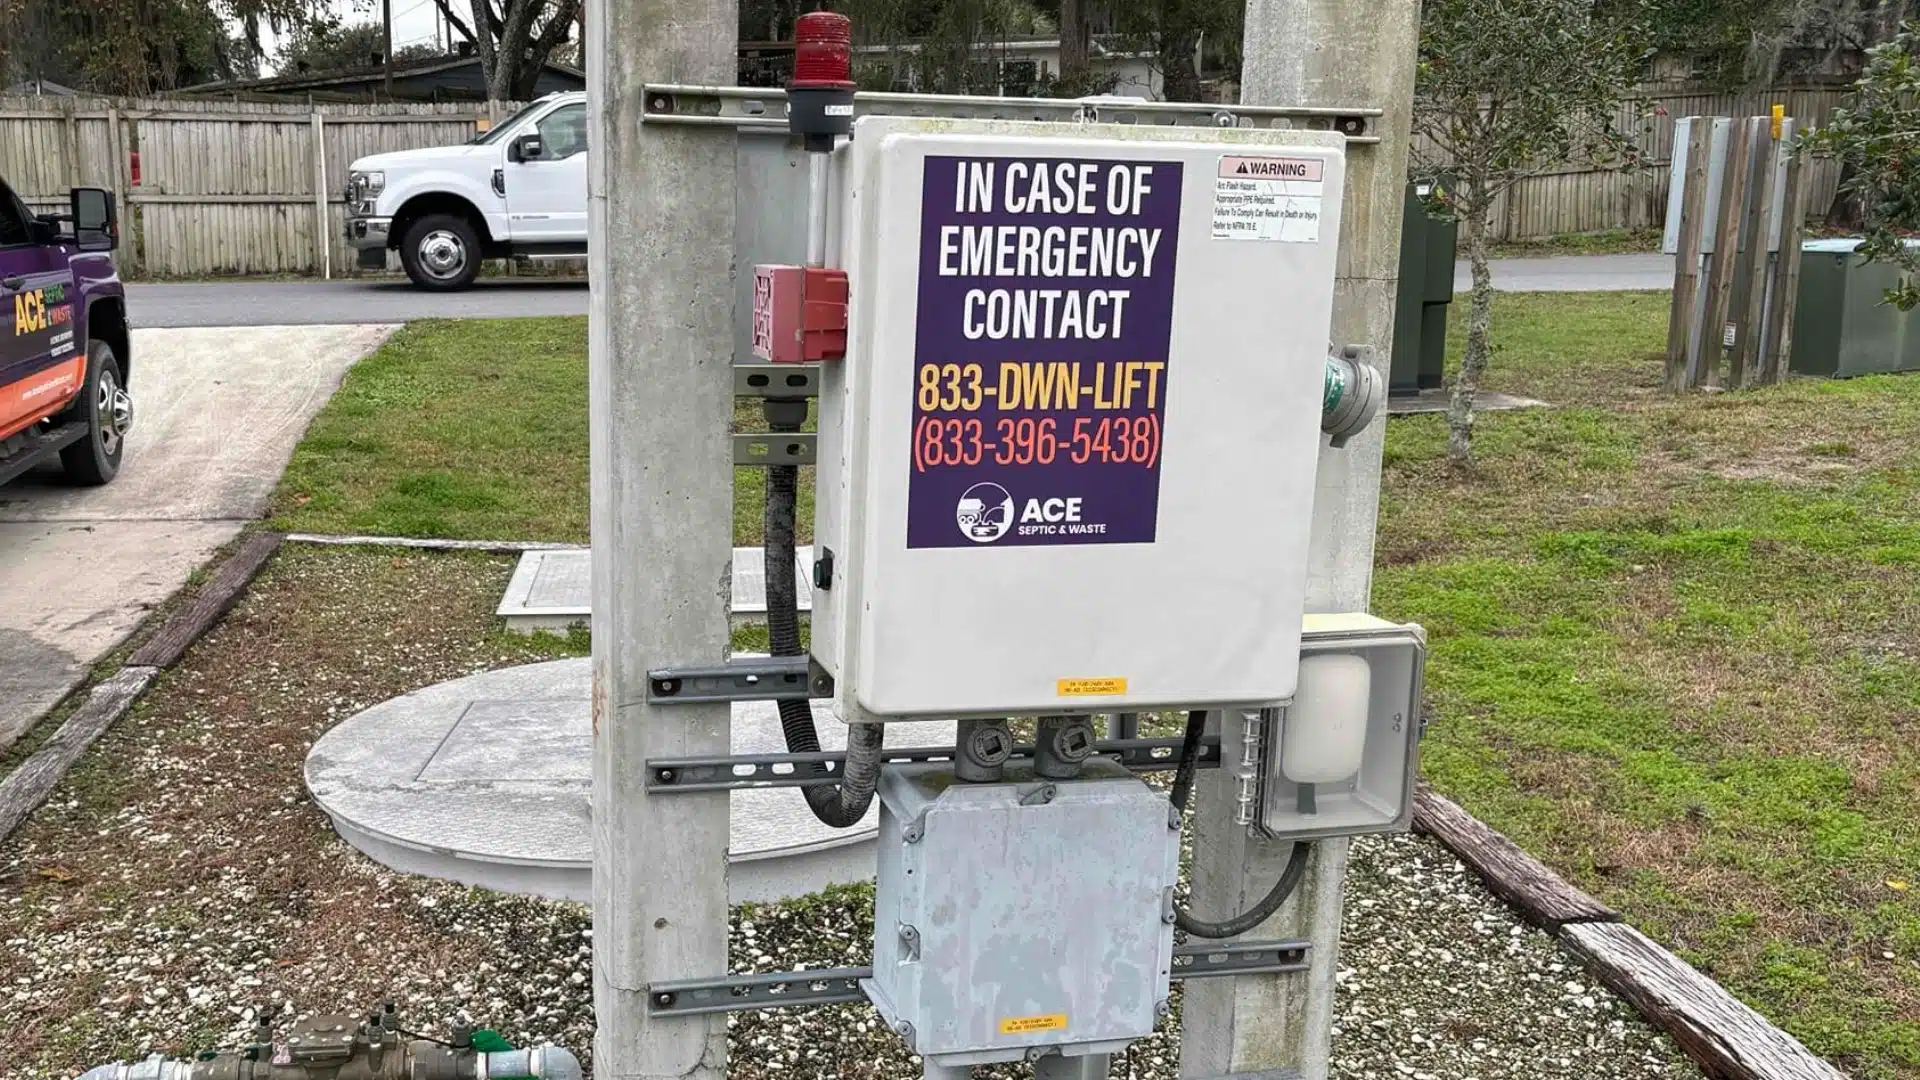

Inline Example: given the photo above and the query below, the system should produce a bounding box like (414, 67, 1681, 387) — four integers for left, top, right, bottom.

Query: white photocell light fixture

(1262, 613, 1426, 840)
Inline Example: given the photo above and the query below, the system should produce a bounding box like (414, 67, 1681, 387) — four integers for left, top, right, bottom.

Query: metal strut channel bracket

(736, 363, 822, 398)
(735, 432, 816, 466)
(646, 735, 1221, 792)
(642, 84, 1383, 145)
(648, 655, 832, 703)
(646, 939, 1310, 1016)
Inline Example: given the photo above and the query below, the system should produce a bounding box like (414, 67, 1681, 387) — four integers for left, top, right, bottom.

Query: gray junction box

(865, 759, 1181, 1066)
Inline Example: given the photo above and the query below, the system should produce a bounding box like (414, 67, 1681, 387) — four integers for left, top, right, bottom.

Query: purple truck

(0, 176, 132, 488)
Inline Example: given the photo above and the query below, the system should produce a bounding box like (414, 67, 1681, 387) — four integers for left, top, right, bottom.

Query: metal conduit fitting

(1322, 345, 1384, 447)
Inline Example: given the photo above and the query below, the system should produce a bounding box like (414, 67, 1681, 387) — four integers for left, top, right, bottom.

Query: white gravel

(2, 826, 1701, 1080)
(0, 549, 1701, 1080)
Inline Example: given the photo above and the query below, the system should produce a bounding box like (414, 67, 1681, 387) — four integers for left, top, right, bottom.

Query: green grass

(269, 318, 808, 545)
(271, 318, 591, 541)
(269, 298, 1920, 1076)
(1484, 227, 1663, 260)
(1378, 291, 1920, 1079)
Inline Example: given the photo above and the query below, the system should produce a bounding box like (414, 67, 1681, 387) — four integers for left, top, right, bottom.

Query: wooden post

(1664, 119, 1709, 391)
(61, 100, 80, 191)
(105, 105, 130, 275)
(1763, 155, 1813, 384)
(312, 111, 331, 280)
(1699, 119, 1752, 390)
(1733, 117, 1778, 389)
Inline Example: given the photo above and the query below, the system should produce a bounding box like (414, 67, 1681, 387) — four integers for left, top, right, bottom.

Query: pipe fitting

(1322, 345, 1384, 448)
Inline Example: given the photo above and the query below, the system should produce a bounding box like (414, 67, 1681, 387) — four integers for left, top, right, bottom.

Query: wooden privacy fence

(0, 95, 515, 278)
(0, 82, 1858, 276)
(1414, 83, 1849, 241)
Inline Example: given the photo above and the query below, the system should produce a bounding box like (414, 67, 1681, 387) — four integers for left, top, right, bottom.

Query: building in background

(180, 53, 584, 103)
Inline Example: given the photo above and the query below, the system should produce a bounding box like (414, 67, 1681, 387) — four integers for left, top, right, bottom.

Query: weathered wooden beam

(1412, 788, 1618, 931)
(1562, 921, 1846, 1080)
(1666, 118, 1710, 391)
(284, 532, 584, 553)
(0, 667, 157, 844)
(126, 531, 284, 669)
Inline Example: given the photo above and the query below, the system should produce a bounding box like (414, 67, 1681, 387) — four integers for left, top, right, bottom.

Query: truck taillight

(129, 151, 141, 187)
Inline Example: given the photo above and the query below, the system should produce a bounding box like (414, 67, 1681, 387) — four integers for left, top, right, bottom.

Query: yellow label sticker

(999, 1014, 1068, 1035)
(1057, 677, 1126, 697)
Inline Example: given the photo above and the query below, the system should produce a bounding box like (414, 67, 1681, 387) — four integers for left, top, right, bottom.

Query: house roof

(850, 35, 1151, 60)
(180, 54, 584, 96)
(4, 78, 80, 95)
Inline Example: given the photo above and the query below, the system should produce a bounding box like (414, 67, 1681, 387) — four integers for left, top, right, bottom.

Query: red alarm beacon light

(792, 12, 855, 90)
(788, 11, 856, 147)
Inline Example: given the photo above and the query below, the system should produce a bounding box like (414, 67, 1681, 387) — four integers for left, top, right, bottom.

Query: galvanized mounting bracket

(646, 735, 1221, 792)
(735, 432, 816, 466)
(645, 938, 1310, 1016)
(648, 655, 831, 704)
(641, 84, 1383, 145)
(736, 363, 822, 398)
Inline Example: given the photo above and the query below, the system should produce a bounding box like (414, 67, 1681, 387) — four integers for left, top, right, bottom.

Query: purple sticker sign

(907, 155, 1184, 549)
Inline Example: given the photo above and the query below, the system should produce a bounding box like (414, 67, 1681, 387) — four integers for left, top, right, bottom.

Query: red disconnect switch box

(753, 264, 848, 364)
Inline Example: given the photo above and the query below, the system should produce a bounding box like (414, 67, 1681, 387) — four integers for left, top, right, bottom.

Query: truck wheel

(61, 340, 131, 486)
(401, 214, 482, 291)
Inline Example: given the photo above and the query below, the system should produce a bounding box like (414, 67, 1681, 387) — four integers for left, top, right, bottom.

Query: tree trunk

(1059, 0, 1090, 88)
(469, 0, 501, 100)
(1159, 29, 1203, 101)
(1447, 202, 1495, 471)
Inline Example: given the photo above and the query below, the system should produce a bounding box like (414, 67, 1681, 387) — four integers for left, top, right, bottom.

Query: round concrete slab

(305, 658, 952, 904)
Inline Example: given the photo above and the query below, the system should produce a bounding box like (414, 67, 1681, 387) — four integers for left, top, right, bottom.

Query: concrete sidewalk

(0, 324, 393, 753)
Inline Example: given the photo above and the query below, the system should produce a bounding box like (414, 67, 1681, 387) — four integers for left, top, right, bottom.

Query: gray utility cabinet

(1790, 238, 1920, 378)
(865, 758, 1180, 1067)
(1391, 180, 1458, 395)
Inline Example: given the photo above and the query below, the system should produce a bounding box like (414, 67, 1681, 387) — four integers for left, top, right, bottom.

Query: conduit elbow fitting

(1322, 345, 1384, 448)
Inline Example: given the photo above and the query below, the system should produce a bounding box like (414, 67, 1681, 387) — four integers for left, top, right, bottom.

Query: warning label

(1211, 155, 1324, 243)
(1000, 1013, 1069, 1035)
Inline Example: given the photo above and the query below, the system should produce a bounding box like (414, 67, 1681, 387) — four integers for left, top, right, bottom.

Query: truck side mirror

(70, 187, 117, 252)
(508, 134, 544, 163)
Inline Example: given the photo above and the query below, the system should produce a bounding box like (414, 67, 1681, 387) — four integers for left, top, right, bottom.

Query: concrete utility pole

(586, 0, 738, 1078)
(1180, 2, 1421, 1078)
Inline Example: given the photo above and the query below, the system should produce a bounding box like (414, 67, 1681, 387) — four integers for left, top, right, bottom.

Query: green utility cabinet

(1391, 180, 1458, 395)
(1790, 238, 1920, 378)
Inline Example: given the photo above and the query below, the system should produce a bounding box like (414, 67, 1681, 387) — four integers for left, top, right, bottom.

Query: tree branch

(433, 0, 476, 43)
(531, 0, 581, 61)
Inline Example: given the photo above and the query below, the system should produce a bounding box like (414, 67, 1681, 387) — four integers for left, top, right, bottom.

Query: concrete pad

(304, 657, 955, 904)
(0, 325, 396, 522)
(498, 546, 813, 632)
(0, 520, 238, 748)
(0, 324, 392, 754)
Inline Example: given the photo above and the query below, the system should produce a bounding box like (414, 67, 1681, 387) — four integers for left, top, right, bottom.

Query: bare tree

(1413, 0, 1651, 468)
(433, 0, 582, 101)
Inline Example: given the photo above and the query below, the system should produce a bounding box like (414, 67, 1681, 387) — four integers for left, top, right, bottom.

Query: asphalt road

(0, 324, 394, 754)
(123, 253, 1673, 328)
(127, 279, 590, 328)
(1452, 252, 1673, 293)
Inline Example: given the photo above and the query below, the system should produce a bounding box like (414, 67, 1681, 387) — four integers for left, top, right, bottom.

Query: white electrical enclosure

(814, 118, 1346, 719)
(1261, 613, 1427, 841)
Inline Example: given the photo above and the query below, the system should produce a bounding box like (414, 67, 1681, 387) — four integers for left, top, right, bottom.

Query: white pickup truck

(343, 91, 587, 290)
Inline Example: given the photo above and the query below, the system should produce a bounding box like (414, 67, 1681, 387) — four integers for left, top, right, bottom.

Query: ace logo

(13, 286, 68, 336)
(14, 289, 46, 335)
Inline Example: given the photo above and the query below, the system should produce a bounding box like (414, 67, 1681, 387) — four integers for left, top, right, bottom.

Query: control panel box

(814, 118, 1346, 718)
(863, 759, 1180, 1064)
